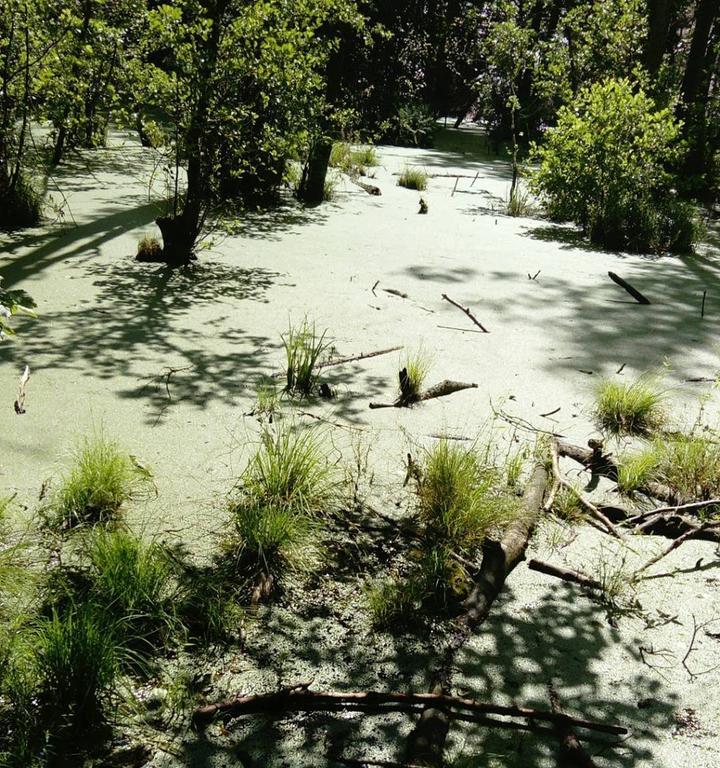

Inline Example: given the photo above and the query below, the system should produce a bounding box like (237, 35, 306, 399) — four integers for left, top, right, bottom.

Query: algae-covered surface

(1, 127, 719, 766)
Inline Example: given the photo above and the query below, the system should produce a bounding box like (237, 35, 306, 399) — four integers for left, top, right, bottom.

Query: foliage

(593, 376, 666, 436)
(329, 142, 378, 176)
(397, 166, 428, 191)
(86, 528, 179, 656)
(530, 78, 699, 253)
(224, 502, 320, 584)
(399, 349, 432, 402)
(52, 432, 153, 527)
(236, 425, 339, 518)
(282, 318, 331, 396)
(0, 278, 37, 340)
(381, 102, 437, 148)
(618, 435, 720, 502)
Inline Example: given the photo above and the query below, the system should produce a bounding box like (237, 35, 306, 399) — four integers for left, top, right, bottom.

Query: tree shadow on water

(450, 584, 676, 767)
(0, 259, 281, 425)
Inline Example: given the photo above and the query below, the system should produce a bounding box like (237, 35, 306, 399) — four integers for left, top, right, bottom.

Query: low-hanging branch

(191, 685, 627, 737)
(369, 380, 478, 409)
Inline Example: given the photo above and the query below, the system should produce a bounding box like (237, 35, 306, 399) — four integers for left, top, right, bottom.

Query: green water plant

(594, 377, 666, 436)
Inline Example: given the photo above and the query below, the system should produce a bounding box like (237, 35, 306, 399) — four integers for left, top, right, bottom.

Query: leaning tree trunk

(298, 136, 332, 205)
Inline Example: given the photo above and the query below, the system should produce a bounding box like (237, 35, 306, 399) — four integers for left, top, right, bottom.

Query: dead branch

(353, 179, 382, 195)
(551, 442, 624, 540)
(14, 364, 30, 414)
(318, 346, 403, 369)
(192, 685, 626, 738)
(369, 380, 477, 409)
(608, 272, 651, 305)
(441, 293, 489, 333)
(549, 685, 599, 768)
(556, 440, 674, 503)
(405, 463, 550, 766)
(635, 523, 719, 575)
(527, 559, 602, 591)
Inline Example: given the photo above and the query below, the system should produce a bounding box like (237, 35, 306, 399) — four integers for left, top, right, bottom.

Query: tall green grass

(53, 433, 152, 527)
(397, 166, 428, 191)
(593, 377, 666, 436)
(282, 319, 331, 396)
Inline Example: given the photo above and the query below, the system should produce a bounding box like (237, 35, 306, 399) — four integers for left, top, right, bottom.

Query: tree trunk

(298, 137, 332, 205)
(645, 0, 673, 75)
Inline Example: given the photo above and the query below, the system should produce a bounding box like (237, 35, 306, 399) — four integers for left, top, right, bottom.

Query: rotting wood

(441, 293, 489, 333)
(191, 684, 626, 737)
(353, 179, 382, 196)
(405, 463, 550, 766)
(528, 559, 602, 591)
(608, 272, 651, 305)
(369, 380, 478, 410)
(14, 364, 30, 414)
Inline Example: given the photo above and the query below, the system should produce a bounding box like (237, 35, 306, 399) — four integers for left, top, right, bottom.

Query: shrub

(282, 319, 330, 396)
(0, 173, 42, 231)
(238, 425, 338, 516)
(530, 78, 700, 253)
(381, 102, 437, 148)
(52, 433, 152, 527)
(398, 166, 428, 191)
(593, 377, 666, 436)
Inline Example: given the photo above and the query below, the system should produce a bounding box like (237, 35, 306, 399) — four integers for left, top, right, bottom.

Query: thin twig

(441, 293, 489, 333)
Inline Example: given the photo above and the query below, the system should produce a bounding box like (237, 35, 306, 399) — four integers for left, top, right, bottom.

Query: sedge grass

(52, 433, 152, 527)
(282, 319, 331, 397)
(593, 377, 666, 436)
(398, 166, 428, 191)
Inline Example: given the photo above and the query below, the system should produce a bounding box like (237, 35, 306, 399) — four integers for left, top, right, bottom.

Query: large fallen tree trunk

(405, 463, 549, 765)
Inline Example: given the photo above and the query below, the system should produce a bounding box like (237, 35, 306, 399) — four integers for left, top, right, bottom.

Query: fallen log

(635, 522, 720, 575)
(556, 440, 674, 503)
(353, 179, 382, 196)
(441, 293, 489, 333)
(527, 559, 602, 591)
(369, 380, 478, 410)
(405, 463, 550, 766)
(192, 686, 626, 737)
(607, 272, 651, 305)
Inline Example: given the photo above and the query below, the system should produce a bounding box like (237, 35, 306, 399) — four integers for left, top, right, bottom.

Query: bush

(53, 433, 152, 527)
(0, 173, 42, 231)
(530, 78, 700, 253)
(381, 103, 437, 148)
(398, 166, 428, 191)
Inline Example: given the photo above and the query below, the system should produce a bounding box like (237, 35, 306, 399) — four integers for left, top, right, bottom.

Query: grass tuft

(136, 235, 163, 261)
(330, 143, 379, 176)
(52, 433, 152, 527)
(398, 166, 428, 191)
(593, 377, 666, 436)
(506, 184, 532, 217)
(618, 435, 720, 502)
(238, 425, 338, 516)
(86, 528, 178, 655)
(282, 318, 331, 396)
(399, 349, 432, 403)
